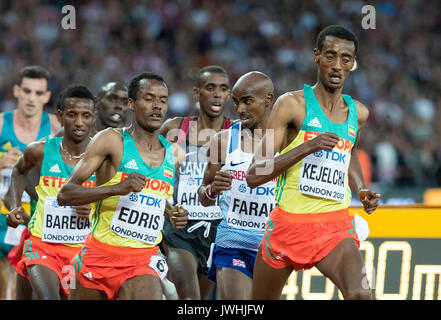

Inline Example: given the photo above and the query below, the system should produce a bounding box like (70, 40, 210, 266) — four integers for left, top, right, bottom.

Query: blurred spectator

(0, 0, 439, 188)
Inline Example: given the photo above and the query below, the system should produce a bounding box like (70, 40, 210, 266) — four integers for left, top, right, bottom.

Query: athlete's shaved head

(94, 81, 129, 130)
(232, 71, 274, 99)
(96, 81, 127, 100)
(232, 71, 274, 130)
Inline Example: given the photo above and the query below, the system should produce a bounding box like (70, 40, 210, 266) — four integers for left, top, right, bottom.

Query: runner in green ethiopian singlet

(6, 84, 96, 299)
(247, 25, 380, 300)
(57, 72, 188, 300)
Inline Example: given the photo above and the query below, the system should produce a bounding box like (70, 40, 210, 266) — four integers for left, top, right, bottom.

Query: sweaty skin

(197, 71, 274, 299)
(247, 34, 380, 300)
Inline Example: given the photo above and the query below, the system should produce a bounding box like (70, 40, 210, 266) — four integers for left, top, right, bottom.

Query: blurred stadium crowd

(0, 0, 440, 189)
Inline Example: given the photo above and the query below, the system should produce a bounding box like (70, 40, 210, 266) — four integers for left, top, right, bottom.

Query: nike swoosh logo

(230, 161, 246, 167)
(185, 151, 197, 157)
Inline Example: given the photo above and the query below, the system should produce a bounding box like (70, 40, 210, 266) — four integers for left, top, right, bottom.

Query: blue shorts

(207, 244, 257, 282)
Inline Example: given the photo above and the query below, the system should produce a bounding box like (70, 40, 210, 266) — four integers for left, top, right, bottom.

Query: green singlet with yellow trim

(29, 136, 96, 247)
(275, 84, 358, 214)
(90, 129, 175, 249)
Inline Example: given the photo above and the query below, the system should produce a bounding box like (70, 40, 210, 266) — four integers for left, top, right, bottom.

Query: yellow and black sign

(281, 206, 441, 300)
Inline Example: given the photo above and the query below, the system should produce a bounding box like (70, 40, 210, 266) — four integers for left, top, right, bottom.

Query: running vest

(0, 111, 51, 205)
(173, 116, 231, 237)
(275, 84, 358, 214)
(29, 136, 95, 247)
(217, 122, 276, 251)
(90, 129, 175, 249)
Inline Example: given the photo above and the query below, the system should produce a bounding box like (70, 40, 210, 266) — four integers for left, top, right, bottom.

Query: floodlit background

(0, 0, 440, 202)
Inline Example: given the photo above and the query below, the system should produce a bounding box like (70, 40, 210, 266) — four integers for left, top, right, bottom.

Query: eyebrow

(240, 95, 254, 100)
(143, 92, 168, 99)
(205, 82, 228, 87)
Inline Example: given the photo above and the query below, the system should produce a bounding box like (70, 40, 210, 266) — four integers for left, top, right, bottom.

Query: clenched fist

(169, 205, 188, 229)
(307, 132, 340, 153)
(115, 172, 149, 195)
(7, 207, 30, 228)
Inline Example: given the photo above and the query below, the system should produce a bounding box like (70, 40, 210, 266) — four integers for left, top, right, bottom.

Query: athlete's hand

(211, 171, 233, 195)
(6, 207, 30, 227)
(0, 147, 22, 169)
(307, 132, 340, 153)
(75, 204, 92, 218)
(169, 205, 188, 229)
(115, 172, 149, 195)
(359, 189, 381, 214)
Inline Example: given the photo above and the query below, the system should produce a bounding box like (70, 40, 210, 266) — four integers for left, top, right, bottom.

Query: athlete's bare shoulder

(353, 99, 369, 128)
(95, 126, 123, 139)
(23, 139, 46, 163)
(271, 89, 306, 128)
(158, 116, 185, 141)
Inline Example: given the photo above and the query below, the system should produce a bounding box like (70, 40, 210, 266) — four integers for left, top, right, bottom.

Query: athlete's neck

(14, 109, 43, 132)
(312, 81, 344, 112)
(190, 111, 225, 146)
(196, 112, 224, 132)
(61, 135, 90, 156)
(128, 124, 161, 151)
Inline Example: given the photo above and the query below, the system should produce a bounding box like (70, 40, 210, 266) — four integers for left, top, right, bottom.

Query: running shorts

(260, 206, 359, 270)
(8, 228, 31, 266)
(73, 234, 168, 300)
(162, 218, 219, 275)
(15, 235, 80, 296)
(207, 244, 257, 282)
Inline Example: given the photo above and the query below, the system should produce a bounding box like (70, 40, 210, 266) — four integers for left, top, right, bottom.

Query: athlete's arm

(57, 129, 147, 206)
(158, 117, 183, 143)
(246, 93, 339, 188)
(198, 130, 232, 206)
(349, 101, 380, 214)
(5, 141, 45, 227)
(165, 143, 188, 229)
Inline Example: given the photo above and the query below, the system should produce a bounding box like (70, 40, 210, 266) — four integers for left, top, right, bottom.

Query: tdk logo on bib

(314, 150, 347, 164)
(128, 192, 162, 208)
(51, 199, 74, 209)
(238, 184, 275, 196)
(238, 184, 247, 193)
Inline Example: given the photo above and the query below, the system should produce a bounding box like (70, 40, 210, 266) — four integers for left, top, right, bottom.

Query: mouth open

(110, 113, 122, 121)
(210, 102, 222, 112)
(150, 112, 162, 120)
(329, 73, 342, 83)
(73, 129, 85, 136)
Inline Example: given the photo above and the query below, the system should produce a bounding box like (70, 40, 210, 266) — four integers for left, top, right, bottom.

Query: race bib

(0, 168, 30, 203)
(4, 224, 26, 246)
(226, 179, 275, 231)
(298, 149, 350, 202)
(177, 174, 223, 221)
(42, 196, 91, 244)
(110, 192, 165, 244)
(149, 254, 168, 279)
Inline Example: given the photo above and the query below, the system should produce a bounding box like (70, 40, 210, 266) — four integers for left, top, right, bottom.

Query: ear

(56, 109, 63, 125)
(265, 93, 274, 108)
(43, 90, 51, 104)
(193, 87, 200, 101)
(13, 84, 20, 99)
(351, 59, 358, 72)
(313, 48, 320, 64)
(127, 98, 135, 111)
